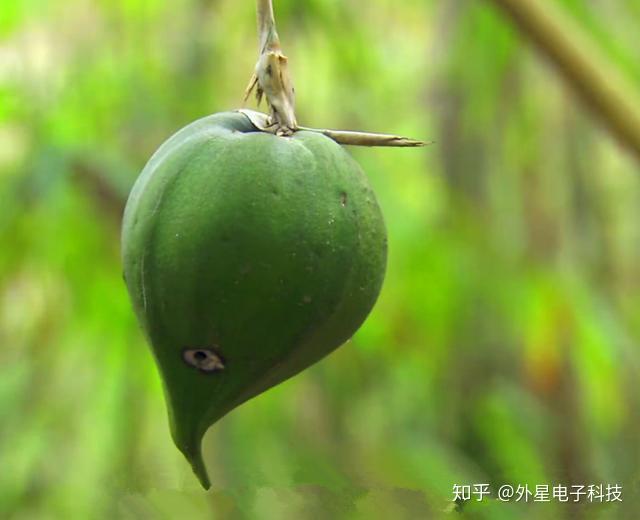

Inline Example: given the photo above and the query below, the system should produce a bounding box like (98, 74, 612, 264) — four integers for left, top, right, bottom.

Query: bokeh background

(2, 0, 640, 518)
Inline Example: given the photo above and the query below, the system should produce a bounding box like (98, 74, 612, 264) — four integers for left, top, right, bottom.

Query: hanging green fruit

(121, 0, 426, 490)
(122, 110, 388, 488)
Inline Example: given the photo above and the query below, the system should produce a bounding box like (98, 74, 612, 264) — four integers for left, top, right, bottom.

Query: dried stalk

(237, 109, 429, 147)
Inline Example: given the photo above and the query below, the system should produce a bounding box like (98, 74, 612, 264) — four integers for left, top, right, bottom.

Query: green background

(1, 0, 640, 518)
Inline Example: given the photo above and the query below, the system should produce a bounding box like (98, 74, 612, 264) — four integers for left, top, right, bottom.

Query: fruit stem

(257, 0, 279, 51)
(242, 2, 428, 146)
(244, 0, 298, 134)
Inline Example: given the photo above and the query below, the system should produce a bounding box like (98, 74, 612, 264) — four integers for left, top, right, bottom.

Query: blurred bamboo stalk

(488, 0, 640, 162)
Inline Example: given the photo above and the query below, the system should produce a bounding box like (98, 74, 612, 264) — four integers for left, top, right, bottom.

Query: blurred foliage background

(2, 0, 640, 518)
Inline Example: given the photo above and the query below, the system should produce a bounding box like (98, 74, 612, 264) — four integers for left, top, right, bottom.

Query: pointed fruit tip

(184, 443, 211, 490)
(173, 425, 211, 490)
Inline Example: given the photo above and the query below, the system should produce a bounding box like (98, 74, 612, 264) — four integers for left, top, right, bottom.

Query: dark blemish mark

(340, 192, 348, 206)
(266, 64, 272, 76)
(183, 348, 225, 373)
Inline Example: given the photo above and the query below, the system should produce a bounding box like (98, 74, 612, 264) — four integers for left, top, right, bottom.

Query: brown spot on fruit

(183, 348, 225, 372)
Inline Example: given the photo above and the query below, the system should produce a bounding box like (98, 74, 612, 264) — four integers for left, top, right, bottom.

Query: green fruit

(121, 111, 387, 488)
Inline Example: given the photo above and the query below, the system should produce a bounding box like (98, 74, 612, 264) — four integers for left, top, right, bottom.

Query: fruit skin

(121, 111, 387, 488)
